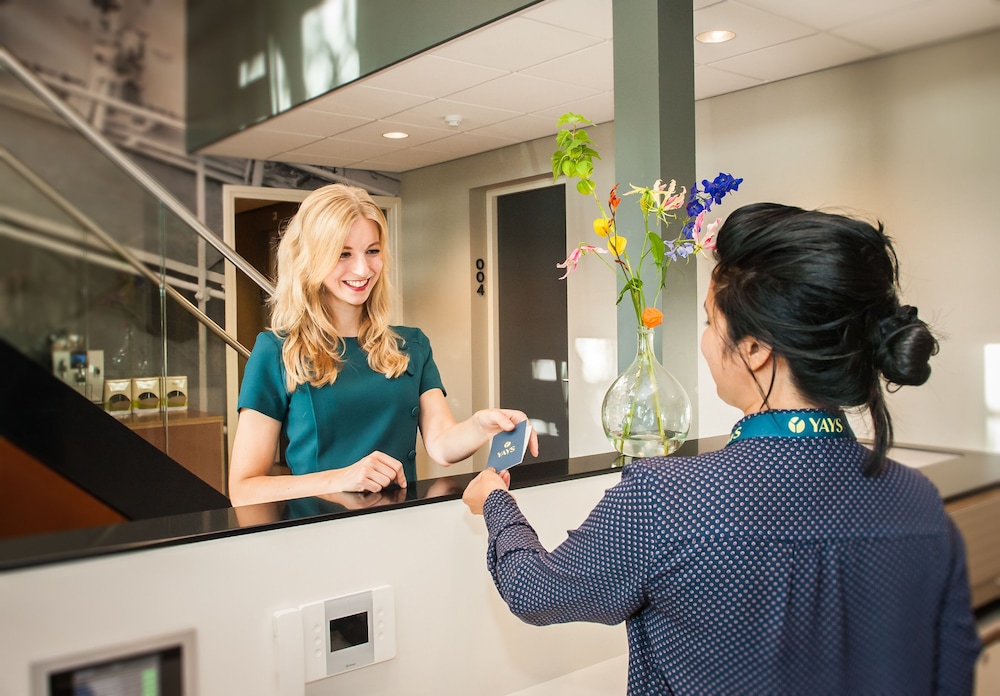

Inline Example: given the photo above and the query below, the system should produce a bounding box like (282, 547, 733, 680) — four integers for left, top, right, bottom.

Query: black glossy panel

(0, 338, 231, 521)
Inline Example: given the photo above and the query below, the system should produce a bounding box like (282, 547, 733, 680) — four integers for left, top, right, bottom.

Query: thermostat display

(330, 611, 368, 652)
(299, 586, 395, 682)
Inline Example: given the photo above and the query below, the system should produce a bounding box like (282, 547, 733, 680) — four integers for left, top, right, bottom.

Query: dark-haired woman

(463, 203, 981, 694)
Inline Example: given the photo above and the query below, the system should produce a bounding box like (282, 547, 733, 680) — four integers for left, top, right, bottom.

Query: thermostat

(299, 586, 396, 682)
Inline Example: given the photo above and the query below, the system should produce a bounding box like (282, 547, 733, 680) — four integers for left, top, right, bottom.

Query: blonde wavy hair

(268, 184, 408, 390)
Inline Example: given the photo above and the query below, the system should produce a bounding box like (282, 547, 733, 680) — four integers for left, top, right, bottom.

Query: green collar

(726, 409, 854, 446)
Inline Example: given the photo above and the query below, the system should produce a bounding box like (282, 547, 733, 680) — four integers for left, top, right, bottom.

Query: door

(234, 200, 300, 384)
(496, 185, 569, 462)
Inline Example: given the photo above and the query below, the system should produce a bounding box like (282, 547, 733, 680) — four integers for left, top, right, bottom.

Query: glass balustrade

(0, 52, 258, 525)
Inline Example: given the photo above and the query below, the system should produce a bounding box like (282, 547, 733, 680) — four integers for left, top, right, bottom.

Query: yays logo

(495, 441, 517, 458)
(788, 415, 844, 434)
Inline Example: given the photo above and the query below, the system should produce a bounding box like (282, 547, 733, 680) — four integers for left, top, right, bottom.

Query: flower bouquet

(553, 113, 743, 456)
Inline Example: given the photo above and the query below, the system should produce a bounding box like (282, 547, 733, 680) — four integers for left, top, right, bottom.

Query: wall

(0, 474, 625, 696)
(401, 29, 1000, 475)
(399, 123, 619, 477)
(694, 29, 1000, 451)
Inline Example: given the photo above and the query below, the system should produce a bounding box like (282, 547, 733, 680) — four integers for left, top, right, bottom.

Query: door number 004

(475, 258, 485, 296)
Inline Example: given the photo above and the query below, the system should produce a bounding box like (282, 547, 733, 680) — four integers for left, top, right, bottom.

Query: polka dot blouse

(481, 414, 982, 694)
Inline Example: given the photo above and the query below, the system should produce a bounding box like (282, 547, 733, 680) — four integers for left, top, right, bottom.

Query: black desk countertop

(2, 436, 999, 572)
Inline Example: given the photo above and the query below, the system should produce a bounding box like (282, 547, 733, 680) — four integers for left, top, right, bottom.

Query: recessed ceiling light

(382, 131, 409, 139)
(696, 29, 736, 44)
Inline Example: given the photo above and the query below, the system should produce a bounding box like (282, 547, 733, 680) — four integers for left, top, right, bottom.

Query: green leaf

(575, 160, 593, 179)
(561, 159, 575, 178)
(648, 232, 666, 267)
(577, 179, 595, 195)
(616, 285, 629, 305)
(558, 112, 592, 127)
(551, 152, 564, 179)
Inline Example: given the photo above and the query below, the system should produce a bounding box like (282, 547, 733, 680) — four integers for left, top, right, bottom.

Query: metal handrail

(0, 204, 227, 299)
(1, 147, 251, 359)
(0, 45, 276, 298)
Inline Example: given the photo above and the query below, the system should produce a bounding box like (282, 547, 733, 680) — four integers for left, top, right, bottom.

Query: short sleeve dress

(237, 327, 445, 484)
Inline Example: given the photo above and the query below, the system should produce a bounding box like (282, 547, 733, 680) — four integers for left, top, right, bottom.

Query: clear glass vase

(602, 326, 691, 457)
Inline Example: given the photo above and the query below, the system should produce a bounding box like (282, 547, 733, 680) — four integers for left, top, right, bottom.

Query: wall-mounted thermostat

(298, 586, 395, 682)
(30, 630, 197, 696)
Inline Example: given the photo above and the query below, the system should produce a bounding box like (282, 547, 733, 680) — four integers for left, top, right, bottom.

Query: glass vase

(602, 326, 691, 457)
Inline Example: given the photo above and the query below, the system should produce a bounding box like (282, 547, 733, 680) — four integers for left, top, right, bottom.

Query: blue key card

(489, 420, 532, 472)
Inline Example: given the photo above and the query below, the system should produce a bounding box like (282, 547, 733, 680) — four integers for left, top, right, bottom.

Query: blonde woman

(230, 184, 536, 507)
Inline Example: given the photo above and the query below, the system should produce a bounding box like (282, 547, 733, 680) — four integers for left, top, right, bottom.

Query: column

(613, 0, 699, 432)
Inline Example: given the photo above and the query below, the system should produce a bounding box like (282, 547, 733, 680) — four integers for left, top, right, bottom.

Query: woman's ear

(737, 336, 773, 373)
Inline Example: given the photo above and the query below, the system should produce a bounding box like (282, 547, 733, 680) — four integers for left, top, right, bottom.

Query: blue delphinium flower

(704, 173, 743, 206)
(674, 241, 695, 259)
(682, 173, 744, 238)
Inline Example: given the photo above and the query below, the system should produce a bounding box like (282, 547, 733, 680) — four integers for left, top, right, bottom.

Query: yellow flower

(593, 218, 611, 238)
(642, 307, 664, 328)
(607, 235, 627, 255)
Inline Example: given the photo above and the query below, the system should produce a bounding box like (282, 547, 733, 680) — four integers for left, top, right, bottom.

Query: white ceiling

(198, 0, 1000, 174)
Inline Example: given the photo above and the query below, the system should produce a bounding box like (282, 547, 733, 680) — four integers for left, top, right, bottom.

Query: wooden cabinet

(946, 486, 1000, 609)
(123, 410, 226, 495)
(0, 438, 127, 538)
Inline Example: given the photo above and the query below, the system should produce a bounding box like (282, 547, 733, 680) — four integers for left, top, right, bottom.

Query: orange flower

(608, 184, 621, 212)
(642, 307, 663, 328)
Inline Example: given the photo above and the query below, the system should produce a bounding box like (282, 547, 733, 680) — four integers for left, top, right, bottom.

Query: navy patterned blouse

(482, 411, 982, 694)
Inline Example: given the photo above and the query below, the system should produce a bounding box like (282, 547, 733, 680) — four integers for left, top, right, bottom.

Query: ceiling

(198, 0, 1000, 174)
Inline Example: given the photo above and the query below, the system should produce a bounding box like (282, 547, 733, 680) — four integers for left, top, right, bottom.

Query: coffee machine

(51, 334, 104, 404)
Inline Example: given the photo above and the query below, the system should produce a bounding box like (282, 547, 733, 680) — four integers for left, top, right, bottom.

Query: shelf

(121, 409, 226, 495)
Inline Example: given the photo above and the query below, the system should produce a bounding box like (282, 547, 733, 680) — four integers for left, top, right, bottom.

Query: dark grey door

(496, 185, 569, 462)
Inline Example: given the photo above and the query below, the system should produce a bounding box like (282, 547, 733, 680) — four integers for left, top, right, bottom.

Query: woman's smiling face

(322, 217, 383, 316)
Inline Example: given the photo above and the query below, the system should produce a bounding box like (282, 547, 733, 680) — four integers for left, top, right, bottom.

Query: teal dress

(238, 327, 445, 484)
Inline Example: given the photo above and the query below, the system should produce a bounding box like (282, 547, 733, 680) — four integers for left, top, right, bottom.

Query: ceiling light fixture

(444, 114, 463, 127)
(382, 131, 409, 139)
(696, 29, 736, 44)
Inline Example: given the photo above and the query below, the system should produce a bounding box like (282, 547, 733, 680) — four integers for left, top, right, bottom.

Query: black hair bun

(875, 305, 938, 386)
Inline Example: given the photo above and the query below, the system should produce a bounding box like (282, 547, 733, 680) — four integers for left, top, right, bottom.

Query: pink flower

(654, 179, 686, 212)
(691, 211, 721, 252)
(557, 244, 607, 279)
(662, 192, 686, 212)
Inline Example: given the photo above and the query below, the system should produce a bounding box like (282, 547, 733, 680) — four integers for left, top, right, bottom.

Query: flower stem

(620, 328, 668, 444)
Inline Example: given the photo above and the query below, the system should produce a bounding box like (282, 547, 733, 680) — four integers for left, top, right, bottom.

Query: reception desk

(0, 437, 998, 696)
(2, 436, 999, 589)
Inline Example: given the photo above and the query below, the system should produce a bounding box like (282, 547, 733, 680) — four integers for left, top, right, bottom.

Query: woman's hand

(474, 409, 540, 458)
(331, 451, 407, 493)
(419, 389, 541, 465)
(462, 467, 511, 515)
